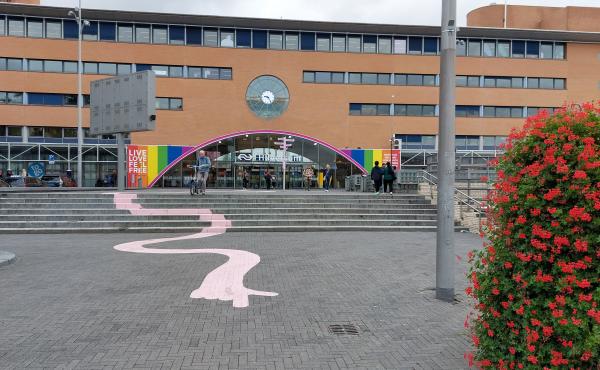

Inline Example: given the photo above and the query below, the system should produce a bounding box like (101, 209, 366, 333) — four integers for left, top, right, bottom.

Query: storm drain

(328, 324, 360, 336)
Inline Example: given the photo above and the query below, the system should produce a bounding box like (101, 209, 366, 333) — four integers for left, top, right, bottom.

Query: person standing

(370, 161, 383, 194)
(242, 168, 250, 190)
(383, 162, 395, 195)
(195, 150, 211, 195)
(303, 166, 314, 191)
(323, 164, 333, 192)
(264, 168, 272, 190)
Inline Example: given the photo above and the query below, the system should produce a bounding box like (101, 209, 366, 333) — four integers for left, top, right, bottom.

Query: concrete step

(229, 219, 442, 227)
(224, 213, 438, 220)
(0, 214, 202, 221)
(0, 198, 115, 204)
(135, 199, 434, 205)
(0, 226, 208, 234)
(226, 225, 468, 232)
(200, 208, 438, 214)
(0, 203, 119, 209)
(0, 220, 210, 228)
(132, 202, 438, 209)
(5, 209, 131, 215)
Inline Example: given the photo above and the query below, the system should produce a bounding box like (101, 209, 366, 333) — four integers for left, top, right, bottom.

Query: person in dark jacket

(264, 168, 272, 190)
(383, 162, 395, 194)
(370, 161, 383, 194)
(323, 164, 333, 191)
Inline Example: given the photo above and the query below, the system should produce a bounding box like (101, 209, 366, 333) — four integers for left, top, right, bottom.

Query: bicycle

(189, 165, 201, 196)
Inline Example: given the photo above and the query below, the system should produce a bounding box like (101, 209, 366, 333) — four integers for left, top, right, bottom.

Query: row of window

(0, 92, 183, 110)
(395, 134, 507, 151)
(350, 103, 557, 117)
(0, 125, 127, 144)
(303, 70, 566, 90)
(0, 14, 566, 59)
(0, 57, 232, 79)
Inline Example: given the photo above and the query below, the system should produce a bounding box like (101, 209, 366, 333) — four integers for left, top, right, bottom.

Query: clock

(261, 90, 275, 105)
(246, 75, 289, 119)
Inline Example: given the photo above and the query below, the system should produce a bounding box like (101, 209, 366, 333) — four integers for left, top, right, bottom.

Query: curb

(0, 251, 16, 267)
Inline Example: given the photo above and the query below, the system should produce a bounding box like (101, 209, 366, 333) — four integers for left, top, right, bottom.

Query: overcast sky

(41, 0, 600, 26)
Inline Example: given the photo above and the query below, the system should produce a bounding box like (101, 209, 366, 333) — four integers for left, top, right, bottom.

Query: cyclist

(195, 150, 211, 195)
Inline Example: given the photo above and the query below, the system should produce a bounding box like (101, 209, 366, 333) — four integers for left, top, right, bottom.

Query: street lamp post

(68, 1, 89, 187)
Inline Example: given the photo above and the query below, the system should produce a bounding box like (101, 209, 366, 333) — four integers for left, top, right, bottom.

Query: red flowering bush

(466, 103, 600, 369)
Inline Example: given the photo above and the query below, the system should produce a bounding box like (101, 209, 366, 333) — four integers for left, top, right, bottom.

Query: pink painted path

(112, 193, 278, 308)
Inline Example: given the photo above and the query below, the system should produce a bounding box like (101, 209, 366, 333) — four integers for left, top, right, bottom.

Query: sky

(41, 0, 600, 26)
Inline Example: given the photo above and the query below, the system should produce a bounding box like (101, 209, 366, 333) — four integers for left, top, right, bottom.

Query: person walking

(195, 150, 211, 195)
(323, 164, 333, 192)
(370, 161, 384, 194)
(242, 168, 250, 190)
(303, 166, 314, 191)
(383, 162, 395, 195)
(264, 168, 272, 190)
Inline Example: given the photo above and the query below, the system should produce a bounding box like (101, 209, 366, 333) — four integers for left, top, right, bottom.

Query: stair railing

(416, 169, 487, 232)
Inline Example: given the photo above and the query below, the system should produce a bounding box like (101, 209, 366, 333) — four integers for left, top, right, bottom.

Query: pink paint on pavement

(112, 193, 277, 308)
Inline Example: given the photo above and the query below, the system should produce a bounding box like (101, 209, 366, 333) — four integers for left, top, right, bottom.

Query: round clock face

(246, 75, 289, 119)
(260, 90, 275, 105)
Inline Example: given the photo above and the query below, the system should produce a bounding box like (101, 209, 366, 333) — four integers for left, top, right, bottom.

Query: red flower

(542, 326, 553, 336)
(581, 352, 592, 361)
(543, 188, 561, 201)
(573, 170, 587, 179)
(577, 279, 591, 289)
(527, 355, 537, 364)
(509, 347, 516, 355)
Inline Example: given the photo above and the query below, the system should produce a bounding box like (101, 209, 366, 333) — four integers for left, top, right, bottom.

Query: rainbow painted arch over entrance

(145, 130, 370, 188)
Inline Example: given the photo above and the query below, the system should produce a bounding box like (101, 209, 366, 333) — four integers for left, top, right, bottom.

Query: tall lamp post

(436, 0, 457, 302)
(68, 1, 89, 187)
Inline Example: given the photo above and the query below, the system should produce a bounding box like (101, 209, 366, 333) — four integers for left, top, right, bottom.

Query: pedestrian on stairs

(303, 166, 314, 191)
(323, 164, 333, 192)
(383, 162, 396, 195)
(370, 161, 383, 194)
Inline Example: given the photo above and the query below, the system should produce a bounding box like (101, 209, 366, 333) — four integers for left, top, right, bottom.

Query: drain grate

(328, 324, 360, 336)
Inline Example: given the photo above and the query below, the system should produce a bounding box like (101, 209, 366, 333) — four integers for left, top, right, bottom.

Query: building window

(394, 104, 436, 116)
(497, 40, 510, 57)
(423, 37, 437, 54)
(300, 32, 315, 51)
(220, 29, 235, 47)
(392, 37, 407, 54)
(152, 26, 168, 44)
(378, 37, 391, 54)
(468, 39, 481, 56)
(540, 42, 553, 59)
(512, 40, 525, 58)
(483, 40, 496, 57)
(8, 17, 25, 37)
(269, 31, 283, 49)
(348, 73, 361, 84)
(456, 39, 467, 56)
(539, 78, 554, 89)
(169, 25, 185, 45)
(0, 17, 4, 36)
(316, 33, 331, 51)
(219, 68, 232, 80)
(155, 97, 183, 110)
(361, 73, 377, 84)
(315, 71, 332, 83)
(332, 34, 346, 52)
(377, 73, 391, 85)
(252, 30, 267, 49)
(554, 43, 565, 59)
(99, 22, 116, 41)
(456, 105, 480, 117)
(526, 41, 539, 58)
(483, 106, 523, 118)
(203, 28, 218, 46)
(396, 135, 436, 150)
(348, 103, 390, 116)
(28, 59, 43, 72)
(348, 35, 361, 52)
(98, 63, 117, 75)
(117, 64, 131, 75)
(362, 35, 377, 53)
(235, 29, 251, 47)
(303, 71, 315, 83)
(28, 93, 64, 106)
(285, 32, 299, 50)
(456, 136, 480, 150)
(527, 107, 556, 117)
(554, 78, 565, 89)
(6, 58, 23, 71)
(117, 24, 133, 42)
(408, 36, 422, 54)
(45, 60, 63, 73)
(82, 21, 98, 41)
(46, 20, 62, 39)
(135, 24, 150, 43)
(456, 75, 479, 87)
(186, 26, 202, 45)
(83, 62, 98, 74)
(27, 18, 43, 38)
(29, 127, 44, 137)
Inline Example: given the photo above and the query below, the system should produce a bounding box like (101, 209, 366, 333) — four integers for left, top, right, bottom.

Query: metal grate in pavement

(328, 323, 359, 336)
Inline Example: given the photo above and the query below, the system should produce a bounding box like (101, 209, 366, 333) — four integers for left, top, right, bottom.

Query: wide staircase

(0, 191, 466, 233)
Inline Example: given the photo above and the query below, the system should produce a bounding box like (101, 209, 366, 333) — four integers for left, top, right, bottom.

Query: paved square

(0, 232, 479, 369)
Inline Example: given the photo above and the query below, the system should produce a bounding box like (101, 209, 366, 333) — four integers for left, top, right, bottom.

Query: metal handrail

(416, 169, 486, 216)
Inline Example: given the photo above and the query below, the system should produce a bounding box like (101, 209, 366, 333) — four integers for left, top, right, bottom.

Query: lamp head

(83, 20, 90, 26)
(67, 10, 75, 17)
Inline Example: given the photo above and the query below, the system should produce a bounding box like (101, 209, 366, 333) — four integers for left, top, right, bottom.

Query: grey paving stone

(0, 232, 478, 369)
